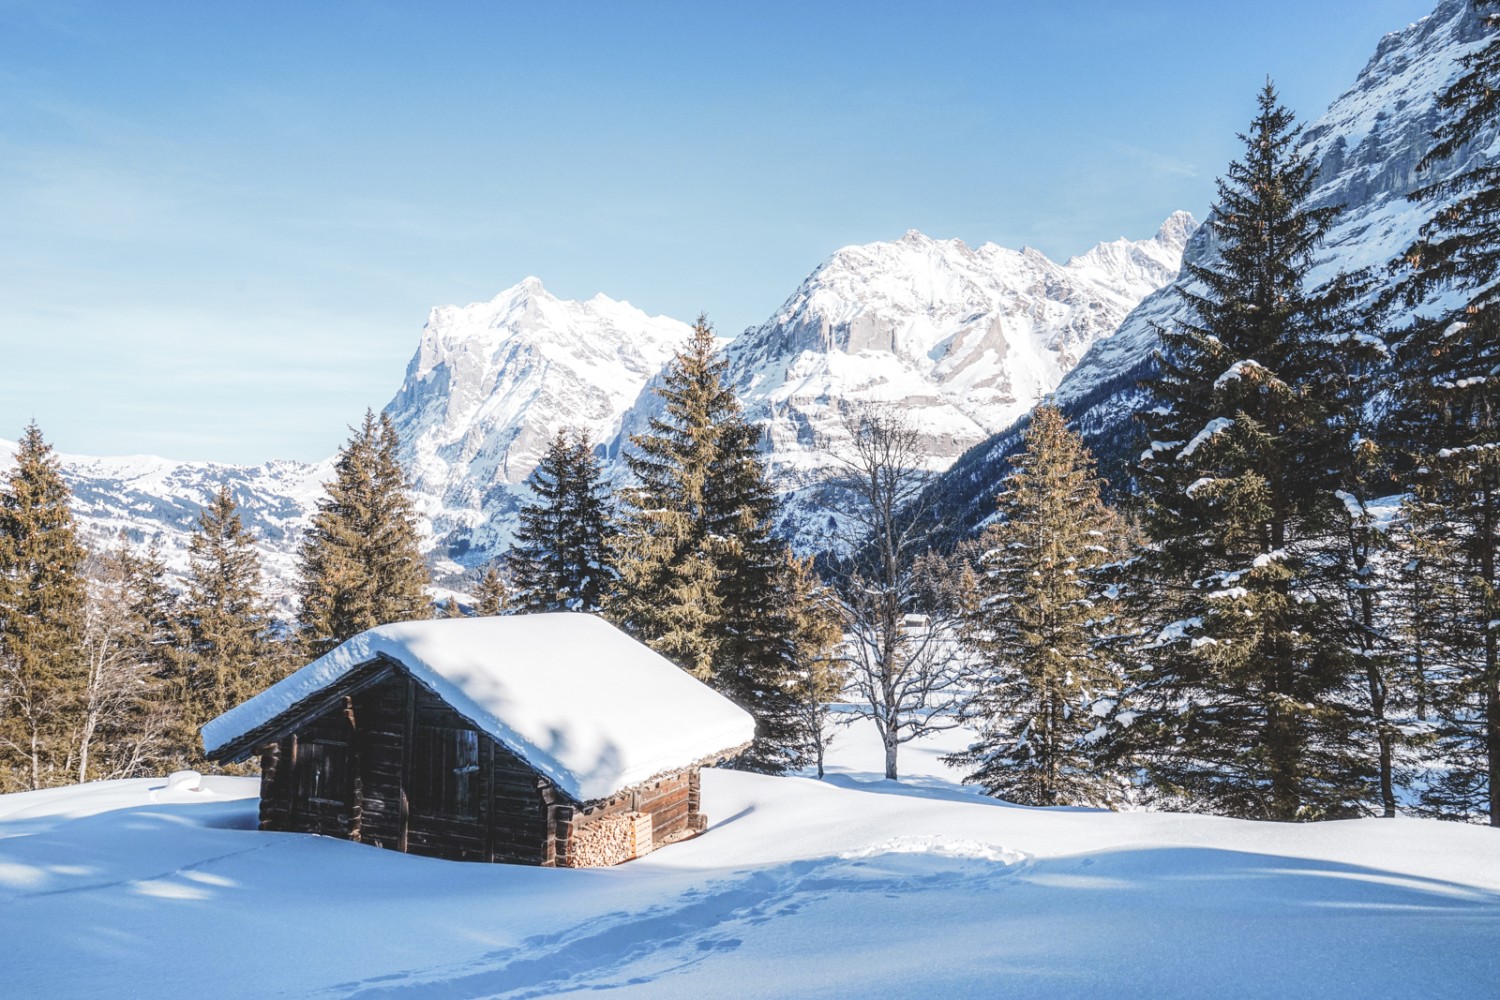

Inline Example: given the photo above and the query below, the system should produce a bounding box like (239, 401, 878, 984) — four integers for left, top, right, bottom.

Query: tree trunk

(884, 734, 899, 781)
(1484, 485, 1499, 827)
(1489, 659, 1500, 828)
(77, 714, 94, 785)
(29, 724, 40, 791)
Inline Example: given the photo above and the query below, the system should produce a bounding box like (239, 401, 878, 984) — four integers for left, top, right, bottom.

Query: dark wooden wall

(253, 661, 702, 866)
(257, 668, 553, 865)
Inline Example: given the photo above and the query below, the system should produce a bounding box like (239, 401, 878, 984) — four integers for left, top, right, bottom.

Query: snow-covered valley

(3, 719, 1496, 999)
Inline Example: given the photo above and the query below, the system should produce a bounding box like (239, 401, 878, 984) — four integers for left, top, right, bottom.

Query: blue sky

(1, 0, 1438, 463)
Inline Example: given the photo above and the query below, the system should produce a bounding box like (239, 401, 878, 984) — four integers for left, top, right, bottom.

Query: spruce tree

(945, 406, 1126, 807)
(474, 564, 508, 616)
(298, 411, 430, 655)
(708, 414, 808, 772)
(511, 429, 614, 613)
(780, 552, 844, 779)
(610, 318, 742, 679)
(0, 423, 87, 791)
(1121, 84, 1371, 820)
(610, 316, 805, 771)
(120, 539, 182, 683)
(1389, 1, 1500, 825)
(178, 486, 282, 749)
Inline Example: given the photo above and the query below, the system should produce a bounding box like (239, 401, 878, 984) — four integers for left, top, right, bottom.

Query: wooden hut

(201, 613, 755, 866)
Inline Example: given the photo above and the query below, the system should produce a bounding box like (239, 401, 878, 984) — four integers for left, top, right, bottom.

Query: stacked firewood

(564, 811, 654, 867)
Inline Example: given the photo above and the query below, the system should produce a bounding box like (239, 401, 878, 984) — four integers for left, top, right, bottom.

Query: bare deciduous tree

(825, 407, 969, 780)
(72, 547, 171, 782)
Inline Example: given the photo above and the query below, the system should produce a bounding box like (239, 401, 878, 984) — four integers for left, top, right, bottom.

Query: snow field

(2, 719, 1498, 998)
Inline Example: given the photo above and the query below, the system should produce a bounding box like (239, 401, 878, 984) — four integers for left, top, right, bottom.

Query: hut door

(291, 737, 353, 833)
(411, 726, 481, 820)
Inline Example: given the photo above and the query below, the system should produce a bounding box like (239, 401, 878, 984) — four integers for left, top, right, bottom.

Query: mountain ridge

(2, 215, 1191, 592)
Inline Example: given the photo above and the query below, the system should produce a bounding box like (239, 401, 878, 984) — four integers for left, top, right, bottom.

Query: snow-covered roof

(200, 613, 756, 803)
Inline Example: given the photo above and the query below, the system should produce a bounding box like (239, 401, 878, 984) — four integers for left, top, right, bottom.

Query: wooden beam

(399, 676, 416, 854)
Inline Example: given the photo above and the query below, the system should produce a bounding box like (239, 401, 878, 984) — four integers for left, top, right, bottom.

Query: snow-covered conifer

(945, 406, 1126, 807)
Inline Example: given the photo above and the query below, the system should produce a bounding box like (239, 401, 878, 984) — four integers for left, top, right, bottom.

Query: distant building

(202, 614, 754, 866)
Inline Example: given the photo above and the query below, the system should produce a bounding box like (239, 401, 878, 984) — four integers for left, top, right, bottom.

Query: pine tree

(1317, 275, 1414, 819)
(511, 429, 614, 613)
(474, 564, 508, 616)
(298, 411, 430, 655)
(944, 406, 1126, 807)
(610, 318, 743, 678)
(0, 423, 87, 791)
(177, 486, 282, 752)
(709, 414, 808, 773)
(610, 316, 805, 771)
(780, 552, 845, 779)
(1389, 2, 1500, 825)
(1121, 84, 1372, 820)
(120, 539, 182, 682)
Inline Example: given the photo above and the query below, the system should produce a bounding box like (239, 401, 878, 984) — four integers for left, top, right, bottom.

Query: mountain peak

(1156, 210, 1200, 248)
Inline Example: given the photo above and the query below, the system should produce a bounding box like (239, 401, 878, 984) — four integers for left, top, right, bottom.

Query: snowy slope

(935, 0, 1500, 534)
(2, 719, 1497, 998)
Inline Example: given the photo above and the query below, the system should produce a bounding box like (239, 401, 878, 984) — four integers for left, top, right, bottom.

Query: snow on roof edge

(201, 614, 756, 803)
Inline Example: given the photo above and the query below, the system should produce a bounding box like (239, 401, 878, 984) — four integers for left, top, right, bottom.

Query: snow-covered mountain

(729, 215, 1196, 473)
(708, 215, 1193, 545)
(0, 437, 328, 606)
(410, 217, 1192, 559)
(934, 0, 1499, 535)
(8, 214, 1188, 591)
(384, 277, 690, 571)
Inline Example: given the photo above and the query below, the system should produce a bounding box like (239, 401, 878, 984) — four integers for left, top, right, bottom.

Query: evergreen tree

(298, 411, 430, 655)
(709, 413, 809, 773)
(511, 429, 614, 613)
(1318, 276, 1415, 819)
(610, 316, 805, 771)
(610, 317, 746, 678)
(474, 563, 508, 616)
(945, 406, 1127, 807)
(1389, 1, 1500, 825)
(177, 486, 282, 751)
(780, 552, 845, 779)
(120, 539, 182, 683)
(0, 423, 87, 791)
(1120, 84, 1372, 820)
